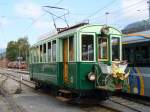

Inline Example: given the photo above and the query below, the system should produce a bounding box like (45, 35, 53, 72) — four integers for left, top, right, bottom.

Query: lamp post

(18, 46, 22, 93)
(105, 12, 110, 25)
(19, 46, 20, 71)
(147, 0, 150, 20)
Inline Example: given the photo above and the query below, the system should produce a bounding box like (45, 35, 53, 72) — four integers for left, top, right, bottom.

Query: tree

(17, 37, 30, 61)
(6, 37, 30, 61)
(6, 41, 18, 61)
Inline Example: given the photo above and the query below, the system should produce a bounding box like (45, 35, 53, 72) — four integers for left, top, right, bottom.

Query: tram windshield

(82, 34, 94, 61)
(112, 37, 121, 61)
(98, 37, 108, 60)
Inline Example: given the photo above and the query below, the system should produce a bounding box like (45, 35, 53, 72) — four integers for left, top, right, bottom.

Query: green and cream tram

(29, 23, 129, 98)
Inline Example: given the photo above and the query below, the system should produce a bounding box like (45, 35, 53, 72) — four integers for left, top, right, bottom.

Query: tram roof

(33, 24, 122, 46)
(122, 36, 150, 44)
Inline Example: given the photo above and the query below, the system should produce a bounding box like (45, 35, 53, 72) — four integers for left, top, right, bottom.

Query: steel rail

(0, 73, 35, 89)
(109, 98, 141, 112)
(0, 68, 150, 112)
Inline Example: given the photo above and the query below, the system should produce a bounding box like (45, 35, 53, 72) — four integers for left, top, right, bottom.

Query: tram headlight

(88, 72, 96, 81)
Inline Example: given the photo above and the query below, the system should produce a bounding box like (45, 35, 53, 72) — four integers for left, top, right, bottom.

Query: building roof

(122, 36, 150, 44)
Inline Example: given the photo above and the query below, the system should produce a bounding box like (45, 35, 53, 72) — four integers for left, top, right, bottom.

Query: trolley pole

(147, 0, 150, 20)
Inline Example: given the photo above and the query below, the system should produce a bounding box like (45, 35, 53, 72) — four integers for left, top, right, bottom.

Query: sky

(0, 0, 149, 49)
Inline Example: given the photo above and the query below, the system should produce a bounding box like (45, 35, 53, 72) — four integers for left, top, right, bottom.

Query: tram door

(63, 38, 68, 84)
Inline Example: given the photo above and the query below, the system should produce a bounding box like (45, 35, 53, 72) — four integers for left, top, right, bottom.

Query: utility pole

(147, 0, 150, 20)
(105, 12, 110, 25)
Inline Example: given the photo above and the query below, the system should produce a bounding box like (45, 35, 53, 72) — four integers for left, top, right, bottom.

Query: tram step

(96, 86, 107, 90)
(58, 89, 71, 94)
(56, 96, 70, 102)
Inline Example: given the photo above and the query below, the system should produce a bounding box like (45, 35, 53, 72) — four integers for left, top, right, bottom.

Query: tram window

(98, 38, 108, 60)
(30, 50, 33, 63)
(43, 44, 46, 53)
(36, 46, 39, 62)
(40, 45, 43, 62)
(112, 37, 120, 61)
(48, 42, 51, 62)
(30, 49, 33, 63)
(82, 34, 94, 61)
(52, 40, 56, 62)
(33, 48, 36, 63)
(43, 43, 46, 62)
(69, 36, 74, 61)
(31, 49, 33, 63)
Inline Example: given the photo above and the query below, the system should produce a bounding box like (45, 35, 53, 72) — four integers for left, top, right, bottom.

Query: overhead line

(110, 0, 145, 15)
(89, 0, 147, 24)
(20, 0, 64, 37)
(113, 9, 149, 29)
(92, 0, 144, 20)
(114, 8, 149, 24)
(55, 0, 64, 6)
(20, 14, 46, 36)
(82, 0, 118, 21)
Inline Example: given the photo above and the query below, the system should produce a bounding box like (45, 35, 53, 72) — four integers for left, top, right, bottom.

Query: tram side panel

(31, 63, 58, 86)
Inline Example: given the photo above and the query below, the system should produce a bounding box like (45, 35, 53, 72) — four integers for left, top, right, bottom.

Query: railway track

(0, 68, 34, 88)
(0, 72, 29, 112)
(0, 67, 29, 75)
(100, 96, 150, 112)
(0, 68, 150, 112)
(119, 94, 150, 107)
(0, 72, 35, 89)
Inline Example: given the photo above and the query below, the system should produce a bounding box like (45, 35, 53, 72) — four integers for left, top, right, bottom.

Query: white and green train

(29, 23, 129, 99)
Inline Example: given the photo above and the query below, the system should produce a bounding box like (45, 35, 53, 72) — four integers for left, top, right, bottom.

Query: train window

(135, 46, 149, 64)
(98, 38, 108, 60)
(112, 37, 120, 61)
(43, 43, 46, 62)
(52, 40, 56, 62)
(123, 45, 150, 67)
(123, 47, 130, 62)
(40, 45, 43, 62)
(48, 42, 51, 62)
(82, 34, 94, 61)
(69, 36, 74, 61)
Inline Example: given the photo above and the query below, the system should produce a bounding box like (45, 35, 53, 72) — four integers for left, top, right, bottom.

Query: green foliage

(6, 41, 18, 61)
(6, 37, 30, 61)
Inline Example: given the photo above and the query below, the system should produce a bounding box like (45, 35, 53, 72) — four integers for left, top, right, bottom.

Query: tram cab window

(69, 36, 74, 61)
(52, 40, 56, 62)
(82, 34, 94, 61)
(98, 38, 108, 60)
(112, 37, 120, 61)
(48, 42, 51, 62)
(43, 43, 46, 62)
(40, 45, 43, 62)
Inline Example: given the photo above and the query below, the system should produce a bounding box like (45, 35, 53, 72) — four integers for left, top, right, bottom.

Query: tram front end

(88, 27, 130, 92)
